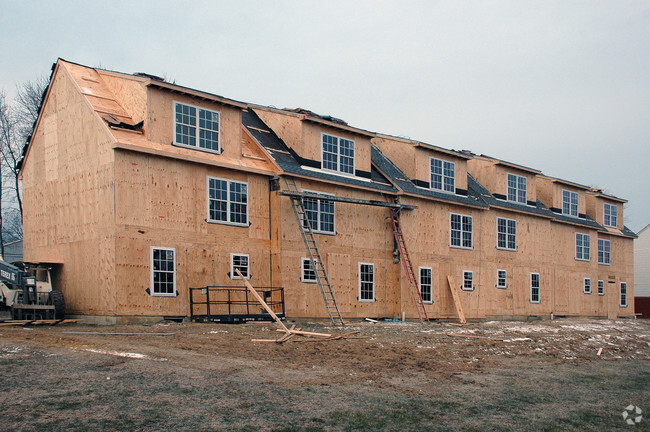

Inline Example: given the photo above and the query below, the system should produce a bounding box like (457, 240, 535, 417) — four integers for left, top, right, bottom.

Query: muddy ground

(0, 317, 648, 431)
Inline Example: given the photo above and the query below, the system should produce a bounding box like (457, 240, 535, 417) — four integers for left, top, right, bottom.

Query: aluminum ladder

(388, 204, 429, 323)
(284, 177, 344, 326)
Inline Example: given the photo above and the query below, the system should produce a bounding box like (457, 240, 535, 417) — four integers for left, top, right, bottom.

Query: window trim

(430, 157, 456, 193)
(530, 272, 540, 304)
(575, 233, 591, 262)
(302, 189, 336, 235)
(598, 238, 611, 265)
(301, 258, 317, 283)
(173, 100, 221, 154)
(418, 266, 433, 304)
(462, 270, 474, 291)
(620, 282, 627, 307)
(358, 262, 375, 303)
(450, 213, 473, 250)
(206, 177, 249, 227)
(583, 278, 591, 294)
(150, 246, 176, 297)
(603, 203, 618, 228)
(321, 132, 355, 176)
(230, 253, 250, 280)
(506, 173, 527, 204)
(562, 189, 579, 217)
(496, 269, 507, 289)
(496, 217, 517, 251)
(597, 280, 604, 296)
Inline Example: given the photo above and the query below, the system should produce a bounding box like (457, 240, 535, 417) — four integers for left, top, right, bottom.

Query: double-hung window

(507, 174, 527, 204)
(598, 280, 604, 296)
(575, 233, 590, 261)
(301, 258, 317, 283)
(430, 158, 455, 193)
(174, 102, 220, 152)
(359, 263, 375, 302)
(462, 271, 474, 291)
(604, 203, 618, 227)
(496, 218, 517, 250)
(450, 213, 473, 249)
(230, 254, 250, 279)
(598, 239, 611, 265)
(562, 190, 579, 217)
(302, 191, 335, 234)
(151, 247, 176, 296)
(584, 278, 591, 294)
(497, 270, 507, 289)
(322, 133, 355, 175)
(530, 273, 540, 303)
(208, 178, 248, 226)
(620, 282, 627, 307)
(419, 267, 432, 303)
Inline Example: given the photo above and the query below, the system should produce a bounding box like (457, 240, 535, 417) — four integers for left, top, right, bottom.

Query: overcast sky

(2, 1, 649, 232)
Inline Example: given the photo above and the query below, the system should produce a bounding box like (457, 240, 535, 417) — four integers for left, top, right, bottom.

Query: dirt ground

(0, 317, 648, 431)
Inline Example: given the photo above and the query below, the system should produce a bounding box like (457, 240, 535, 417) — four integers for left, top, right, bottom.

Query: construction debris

(446, 333, 504, 341)
(62, 332, 175, 336)
(0, 319, 79, 327)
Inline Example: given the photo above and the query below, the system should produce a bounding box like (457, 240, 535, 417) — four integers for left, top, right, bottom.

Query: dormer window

(322, 133, 354, 175)
(507, 174, 526, 204)
(562, 190, 578, 217)
(430, 158, 455, 193)
(604, 203, 617, 227)
(174, 102, 220, 153)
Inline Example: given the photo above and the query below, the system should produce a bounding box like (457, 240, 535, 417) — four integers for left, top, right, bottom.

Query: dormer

(586, 189, 626, 231)
(372, 136, 470, 194)
(537, 175, 591, 219)
(467, 155, 540, 205)
(252, 107, 374, 179)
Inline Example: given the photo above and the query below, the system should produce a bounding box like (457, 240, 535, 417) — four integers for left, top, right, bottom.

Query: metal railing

(189, 285, 285, 323)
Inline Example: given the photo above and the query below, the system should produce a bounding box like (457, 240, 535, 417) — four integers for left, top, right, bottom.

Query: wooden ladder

(388, 204, 429, 323)
(284, 177, 344, 326)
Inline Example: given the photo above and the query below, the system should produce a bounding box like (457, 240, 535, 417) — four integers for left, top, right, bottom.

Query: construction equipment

(284, 177, 344, 326)
(0, 260, 64, 320)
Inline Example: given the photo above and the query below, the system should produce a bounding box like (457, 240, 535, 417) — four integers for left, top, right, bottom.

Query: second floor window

(302, 191, 335, 234)
(208, 178, 248, 226)
(322, 133, 355, 175)
(598, 239, 611, 265)
(575, 233, 590, 261)
(497, 217, 517, 250)
(431, 158, 455, 193)
(507, 174, 527, 204)
(175, 102, 220, 152)
(604, 203, 618, 227)
(562, 190, 578, 217)
(450, 213, 473, 249)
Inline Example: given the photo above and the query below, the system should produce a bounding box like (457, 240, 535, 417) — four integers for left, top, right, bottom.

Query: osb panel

(466, 158, 496, 193)
(254, 109, 304, 154)
(301, 122, 372, 174)
(97, 71, 148, 123)
(372, 137, 416, 179)
(414, 148, 468, 191)
(492, 167, 537, 202)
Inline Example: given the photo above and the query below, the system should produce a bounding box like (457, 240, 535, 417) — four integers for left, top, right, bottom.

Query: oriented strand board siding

(466, 158, 497, 193)
(414, 148, 468, 191)
(253, 109, 304, 153)
(22, 64, 117, 315)
(301, 122, 372, 174)
(372, 137, 416, 179)
(96, 72, 148, 123)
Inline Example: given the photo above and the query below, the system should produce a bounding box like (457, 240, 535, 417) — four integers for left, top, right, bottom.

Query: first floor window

(301, 258, 317, 283)
(497, 218, 517, 250)
(359, 263, 375, 302)
(604, 203, 618, 227)
(303, 191, 335, 234)
(584, 278, 591, 294)
(419, 267, 432, 303)
(562, 190, 579, 217)
(530, 273, 540, 303)
(462, 271, 474, 291)
(598, 239, 611, 265)
(151, 247, 175, 296)
(598, 280, 604, 296)
(620, 282, 627, 307)
(575, 233, 590, 261)
(507, 173, 527, 204)
(431, 157, 455, 193)
(450, 213, 473, 249)
(208, 177, 248, 225)
(497, 269, 507, 289)
(231, 254, 250, 279)
(174, 102, 220, 152)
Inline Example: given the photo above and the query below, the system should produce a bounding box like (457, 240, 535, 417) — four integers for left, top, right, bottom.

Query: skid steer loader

(0, 260, 64, 320)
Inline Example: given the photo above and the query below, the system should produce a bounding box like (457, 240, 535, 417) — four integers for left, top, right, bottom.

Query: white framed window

(507, 173, 527, 204)
(575, 233, 590, 261)
(598, 239, 611, 265)
(496, 217, 517, 251)
(174, 101, 220, 152)
(322, 133, 355, 175)
(604, 203, 618, 227)
(530, 273, 540, 304)
(430, 158, 455, 193)
(562, 190, 579, 217)
(359, 263, 375, 302)
(620, 282, 627, 307)
(301, 258, 317, 283)
(462, 271, 474, 291)
(151, 247, 176, 296)
(419, 267, 433, 303)
(230, 254, 250, 280)
(302, 190, 335, 234)
(584, 278, 591, 294)
(598, 280, 604, 296)
(450, 213, 473, 249)
(497, 269, 507, 289)
(207, 177, 248, 226)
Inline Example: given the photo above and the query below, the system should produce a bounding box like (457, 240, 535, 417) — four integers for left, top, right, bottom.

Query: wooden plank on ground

(62, 332, 175, 336)
(447, 275, 467, 324)
(236, 269, 290, 334)
(446, 333, 503, 341)
(275, 329, 332, 338)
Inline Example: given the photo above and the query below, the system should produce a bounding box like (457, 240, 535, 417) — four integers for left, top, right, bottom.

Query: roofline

(587, 189, 628, 203)
(146, 80, 247, 109)
(539, 174, 592, 191)
(373, 133, 470, 160)
(475, 154, 542, 175)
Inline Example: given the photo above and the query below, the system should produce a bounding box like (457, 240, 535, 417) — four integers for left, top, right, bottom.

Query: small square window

(497, 269, 507, 289)
(301, 258, 317, 283)
(462, 271, 474, 291)
(231, 254, 250, 279)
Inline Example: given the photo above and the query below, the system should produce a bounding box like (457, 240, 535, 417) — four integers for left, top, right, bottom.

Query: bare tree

(0, 91, 15, 257)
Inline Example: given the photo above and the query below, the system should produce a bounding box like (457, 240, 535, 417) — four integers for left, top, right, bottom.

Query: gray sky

(2, 1, 649, 232)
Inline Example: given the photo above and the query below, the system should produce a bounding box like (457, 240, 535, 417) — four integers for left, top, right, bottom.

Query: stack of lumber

(0, 319, 79, 326)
